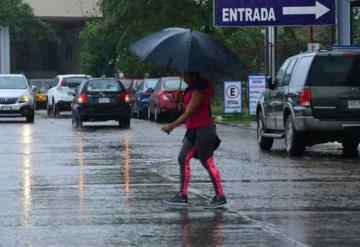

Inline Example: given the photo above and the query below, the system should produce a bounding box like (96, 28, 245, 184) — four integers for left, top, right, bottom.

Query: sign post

(224, 81, 242, 114)
(214, 0, 336, 27)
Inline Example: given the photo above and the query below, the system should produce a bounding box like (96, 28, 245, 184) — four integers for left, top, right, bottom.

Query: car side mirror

(266, 76, 275, 89)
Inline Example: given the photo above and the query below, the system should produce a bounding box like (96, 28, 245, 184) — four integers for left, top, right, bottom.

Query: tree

(0, 0, 55, 42)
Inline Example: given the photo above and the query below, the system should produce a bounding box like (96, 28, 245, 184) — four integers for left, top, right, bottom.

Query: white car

(47, 75, 90, 117)
(0, 74, 36, 123)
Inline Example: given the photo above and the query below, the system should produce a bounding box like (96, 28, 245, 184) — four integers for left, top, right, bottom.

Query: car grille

(0, 97, 18, 105)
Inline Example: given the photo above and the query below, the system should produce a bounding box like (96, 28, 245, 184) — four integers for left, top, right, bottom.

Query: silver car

(0, 74, 35, 123)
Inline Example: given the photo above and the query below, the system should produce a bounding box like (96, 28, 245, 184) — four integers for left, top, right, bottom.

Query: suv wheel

(119, 118, 131, 128)
(154, 107, 163, 123)
(342, 141, 359, 157)
(26, 110, 35, 123)
(47, 105, 52, 117)
(257, 112, 273, 150)
(285, 116, 305, 156)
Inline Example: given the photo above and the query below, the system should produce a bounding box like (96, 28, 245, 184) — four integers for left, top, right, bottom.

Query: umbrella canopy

(130, 27, 243, 75)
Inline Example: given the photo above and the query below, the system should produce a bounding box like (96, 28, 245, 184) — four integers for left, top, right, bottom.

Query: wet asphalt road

(0, 111, 360, 247)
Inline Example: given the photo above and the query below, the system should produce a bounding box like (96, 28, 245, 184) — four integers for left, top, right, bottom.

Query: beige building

(24, 0, 100, 19)
(12, 0, 101, 78)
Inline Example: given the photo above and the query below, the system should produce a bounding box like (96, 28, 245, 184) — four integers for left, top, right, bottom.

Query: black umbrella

(130, 27, 243, 75)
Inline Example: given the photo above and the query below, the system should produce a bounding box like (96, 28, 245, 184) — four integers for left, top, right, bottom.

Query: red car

(148, 77, 187, 122)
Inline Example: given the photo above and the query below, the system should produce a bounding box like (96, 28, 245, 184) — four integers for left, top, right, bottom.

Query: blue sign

(214, 0, 335, 27)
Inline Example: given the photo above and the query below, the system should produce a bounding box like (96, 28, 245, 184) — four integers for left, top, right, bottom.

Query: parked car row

(130, 77, 187, 122)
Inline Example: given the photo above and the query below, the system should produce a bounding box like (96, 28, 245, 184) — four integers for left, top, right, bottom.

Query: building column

(0, 26, 11, 74)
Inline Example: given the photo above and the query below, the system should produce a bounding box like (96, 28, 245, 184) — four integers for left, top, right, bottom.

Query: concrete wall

(23, 0, 101, 18)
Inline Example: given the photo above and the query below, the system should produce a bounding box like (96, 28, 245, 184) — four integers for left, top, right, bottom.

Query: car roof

(58, 74, 90, 78)
(160, 76, 181, 80)
(0, 74, 26, 77)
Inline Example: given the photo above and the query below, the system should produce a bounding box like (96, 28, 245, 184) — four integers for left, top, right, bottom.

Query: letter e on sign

(226, 85, 240, 99)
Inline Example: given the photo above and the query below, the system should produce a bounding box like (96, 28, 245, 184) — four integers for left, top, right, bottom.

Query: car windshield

(120, 79, 132, 89)
(164, 79, 187, 90)
(86, 80, 122, 92)
(0, 76, 27, 89)
(308, 55, 360, 86)
(144, 79, 158, 89)
(63, 77, 87, 88)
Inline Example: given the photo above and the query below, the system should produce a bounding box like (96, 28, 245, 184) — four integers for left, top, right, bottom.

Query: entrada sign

(214, 0, 335, 27)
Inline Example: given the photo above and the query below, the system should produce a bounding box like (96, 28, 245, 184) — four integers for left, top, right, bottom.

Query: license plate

(348, 100, 360, 109)
(1, 106, 12, 111)
(99, 98, 110, 103)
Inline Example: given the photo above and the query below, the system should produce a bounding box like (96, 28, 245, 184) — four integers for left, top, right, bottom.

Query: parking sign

(224, 81, 242, 114)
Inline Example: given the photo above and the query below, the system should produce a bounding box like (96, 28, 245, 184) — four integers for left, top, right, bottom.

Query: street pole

(0, 26, 11, 74)
(265, 26, 276, 79)
(337, 0, 351, 45)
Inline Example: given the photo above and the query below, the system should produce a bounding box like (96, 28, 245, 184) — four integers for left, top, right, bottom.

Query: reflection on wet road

(0, 112, 360, 246)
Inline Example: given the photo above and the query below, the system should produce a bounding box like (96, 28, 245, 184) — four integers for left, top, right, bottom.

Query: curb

(217, 121, 257, 130)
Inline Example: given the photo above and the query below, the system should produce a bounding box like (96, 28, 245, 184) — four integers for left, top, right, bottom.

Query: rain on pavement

(1, 111, 360, 247)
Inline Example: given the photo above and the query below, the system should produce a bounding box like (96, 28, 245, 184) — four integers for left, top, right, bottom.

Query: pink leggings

(178, 125, 225, 197)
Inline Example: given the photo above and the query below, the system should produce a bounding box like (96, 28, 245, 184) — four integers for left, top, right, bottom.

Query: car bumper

(0, 103, 34, 117)
(56, 100, 72, 111)
(295, 116, 360, 131)
(75, 104, 131, 121)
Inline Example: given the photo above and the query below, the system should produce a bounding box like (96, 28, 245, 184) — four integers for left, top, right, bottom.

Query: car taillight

(299, 88, 311, 106)
(159, 93, 170, 103)
(120, 92, 130, 103)
(78, 93, 89, 104)
(58, 79, 64, 91)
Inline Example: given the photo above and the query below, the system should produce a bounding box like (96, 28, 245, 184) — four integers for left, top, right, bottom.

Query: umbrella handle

(175, 79, 184, 110)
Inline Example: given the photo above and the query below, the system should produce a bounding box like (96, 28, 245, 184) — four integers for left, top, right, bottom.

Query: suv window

(164, 79, 187, 90)
(63, 77, 87, 88)
(275, 60, 290, 87)
(308, 55, 360, 86)
(144, 79, 158, 90)
(290, 56, 313, 87)
(282, 59, 297, 86)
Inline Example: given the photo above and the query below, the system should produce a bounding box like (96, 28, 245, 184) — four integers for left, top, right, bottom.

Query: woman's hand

(161, 123, 176, 135)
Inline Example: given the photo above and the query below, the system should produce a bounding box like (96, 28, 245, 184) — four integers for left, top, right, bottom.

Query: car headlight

(18, 94, 32, 103)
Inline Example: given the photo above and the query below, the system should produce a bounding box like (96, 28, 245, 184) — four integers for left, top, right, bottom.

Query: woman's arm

(161, 90, 204, 134)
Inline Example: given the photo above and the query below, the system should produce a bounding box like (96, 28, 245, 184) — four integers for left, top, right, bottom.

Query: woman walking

(162, 72, 227, 208)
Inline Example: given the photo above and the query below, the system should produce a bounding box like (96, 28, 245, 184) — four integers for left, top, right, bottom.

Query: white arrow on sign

(283, 1, 330, 20)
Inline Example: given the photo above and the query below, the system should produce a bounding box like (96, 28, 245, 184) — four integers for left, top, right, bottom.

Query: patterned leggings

(178, 124, 225, 197)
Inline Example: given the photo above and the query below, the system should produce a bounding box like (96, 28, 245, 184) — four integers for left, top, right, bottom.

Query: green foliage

(79, 21, 115, 76)
(79, 0, 343, 78)
(0, 0, 56, 42)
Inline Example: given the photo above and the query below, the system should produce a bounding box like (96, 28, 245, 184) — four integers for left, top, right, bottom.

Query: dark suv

(257, 49, 360, 156)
